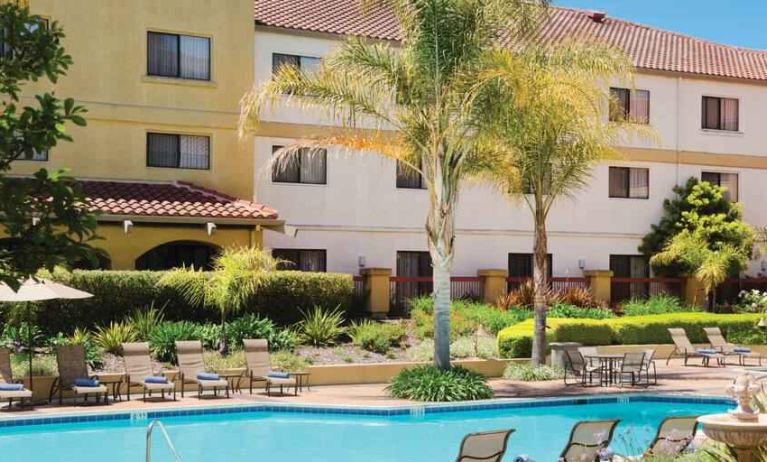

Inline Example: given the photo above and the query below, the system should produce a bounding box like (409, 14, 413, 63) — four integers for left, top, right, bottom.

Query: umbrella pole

(27, 302, 34, 393)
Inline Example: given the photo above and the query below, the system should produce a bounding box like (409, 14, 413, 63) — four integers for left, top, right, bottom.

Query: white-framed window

(271, 145, 327, 185)
(609, 167, 649, 199)
(147, 32, 210, 81)
(702, 96, 739, 131)
(147, 133, 210, 170)
(610, 87, 650, 124)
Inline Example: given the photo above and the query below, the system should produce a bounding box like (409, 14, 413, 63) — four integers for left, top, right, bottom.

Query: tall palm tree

(239, 0, 548, 369)
(471, 44, 638, 364)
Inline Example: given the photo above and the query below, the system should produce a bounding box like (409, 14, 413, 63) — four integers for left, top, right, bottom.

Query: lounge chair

(243, 339, 297, 396)
(455, 429, 514, 462)
(175, 340, 230, 398)
(665, 328, 723, 367)
(704, 327, 762, 366)
(122, 342, 176, 401)
(559, 419, 620, 462)
(564, 350, 602, 386)
(49, 345, 109, 405)
(615, 416, 699, 461)
(617, 352, 645, 387)
(641, 349, 657, 385)
(0, 348, 32, 409)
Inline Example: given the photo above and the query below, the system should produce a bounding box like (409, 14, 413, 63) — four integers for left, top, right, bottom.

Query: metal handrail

(146, 419, 183, 462)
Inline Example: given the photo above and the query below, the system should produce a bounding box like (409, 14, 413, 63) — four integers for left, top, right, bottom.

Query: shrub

(226, 314, 276, 348)
(497, 313, 764, 358)
(48, 328, 103, 368)
(124, 303, 165, 341)
(198, 323, 222, 351)
(148, 321, 201, 363)
(10, 352, 57, 378)
(547, 303, 615, 319)
(202, 350, 245, 370)
(297, 306, 345, 347)
(497, 280, 538, 309)
(450, 336, 498, 359)
(410, 297, 527, 338)
(621, 295, 699, 316)
(407, 339, 434, 362)
(348, 320, 407, 354)
(0, 323, 44, 350)
(387, 365, 493, 402)
(734, 289, 767, 314)
(552, 287, 603, 308)
(94, 322, 137, 355)
(271, 351, 310, 372)
(503, 363, 564, 381)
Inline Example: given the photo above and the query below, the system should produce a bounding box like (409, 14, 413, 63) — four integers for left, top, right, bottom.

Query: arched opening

(135, 240, 220, 271)
(71, 252, 112, 270)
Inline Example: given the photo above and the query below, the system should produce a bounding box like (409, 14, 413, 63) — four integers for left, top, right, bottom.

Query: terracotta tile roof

(81, 180, 279, 221)
(254, 1, 767, 82)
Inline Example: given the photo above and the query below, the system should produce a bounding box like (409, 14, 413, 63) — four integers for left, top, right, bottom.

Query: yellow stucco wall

(13, 0, 255, 200)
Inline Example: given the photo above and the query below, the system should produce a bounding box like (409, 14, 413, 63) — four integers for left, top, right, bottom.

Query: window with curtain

(609, 88, 650, 124)
(147, 133, 210, 170)
(702, 171, 739, 202)
(609, 167, 649, 199)
(272, 249, 327, 272)
(396, 160, 425, 189)
(272, 53, 321, 74)
(702, 96, 739, 131)
(148, 32, 210, 81)
(271, 146, 327, 184)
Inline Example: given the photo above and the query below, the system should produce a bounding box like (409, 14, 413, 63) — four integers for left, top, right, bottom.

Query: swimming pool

(0, 395, 730, 461)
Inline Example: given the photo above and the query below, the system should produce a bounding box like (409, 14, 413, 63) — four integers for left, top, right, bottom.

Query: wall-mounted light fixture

(578, 259, 586, 270)
(358, 256, 366, 268)
(206, 222, 217, 236)
(123, 220, 133, 234)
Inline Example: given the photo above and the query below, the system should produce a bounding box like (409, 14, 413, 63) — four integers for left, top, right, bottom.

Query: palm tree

(159, 247, 280, 354)
(471, 44, 637, 365)
(239, 0, 549, 369)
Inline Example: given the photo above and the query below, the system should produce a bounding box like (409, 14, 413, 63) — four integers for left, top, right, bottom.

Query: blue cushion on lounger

(0, 383, 24, 391)
(513, 455, 533, 462)
(734, 347, 752, 353)
(697, 348, 718, 355)
(73, 378, 100, 387)
(144, 376, 169, 384)
(196, 372, 220, 381)
(268, 371, 290, 379)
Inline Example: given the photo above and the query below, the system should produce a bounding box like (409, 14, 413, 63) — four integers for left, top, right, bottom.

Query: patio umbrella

(0, 279, 93, 390)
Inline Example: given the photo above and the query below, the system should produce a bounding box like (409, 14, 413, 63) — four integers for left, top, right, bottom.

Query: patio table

(585, 354, 623, 386)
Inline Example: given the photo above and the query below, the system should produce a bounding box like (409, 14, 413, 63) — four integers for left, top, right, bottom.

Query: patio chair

(455, 429, 515, 462)
(0, 348, 32, 409)
(665, 328, 723, 367)
(49, 345, 109, 405)
(559, 419, 620, 462)
(704, 327, 762, 366)
(122, 342, 176, 401)
(175, 340, 230, 399)
(243, 339, 297, 396)
(564, 350, 602, 386)
(578, 346, 599, 367)
(641, 349, 657, 385)
(617, 352, 645, 387)
(644, 415, 699, 457)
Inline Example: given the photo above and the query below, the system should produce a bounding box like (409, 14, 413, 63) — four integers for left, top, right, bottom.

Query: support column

(583, 270, 613, 306)
(683, 276, 707, 309)
(361, 268, 392, 319)
(478, 269, 508, 305)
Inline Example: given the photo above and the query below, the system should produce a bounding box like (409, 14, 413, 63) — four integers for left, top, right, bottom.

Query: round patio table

(585, 354, 624, 386)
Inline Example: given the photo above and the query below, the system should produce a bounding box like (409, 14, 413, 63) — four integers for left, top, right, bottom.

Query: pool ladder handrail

(146, 419, 183, 462)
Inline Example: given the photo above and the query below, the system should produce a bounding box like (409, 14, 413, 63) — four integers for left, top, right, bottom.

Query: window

(17, 149, 48, 162)
(396, 160, 425, 189)
(609, 167, 649, 199)
(397, 251, 432, 277)
(272, 53, 320, 75)
(702, 171, 739, 202)
(609, 88, 650, 124)
(610, 254, 649, 302)
(508, 253, 552, 280)
(271, 146, 327, 184)
(147, 133, 210, 170)
(272, 249, 326, 272)
(147, 32, 210, 81)
(702, 96, 739, 131)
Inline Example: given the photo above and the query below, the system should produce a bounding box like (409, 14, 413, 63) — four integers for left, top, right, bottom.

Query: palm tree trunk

(220, 311, 229, 355)
(432, 255, 451, 370)
(531, 210, 549, 366)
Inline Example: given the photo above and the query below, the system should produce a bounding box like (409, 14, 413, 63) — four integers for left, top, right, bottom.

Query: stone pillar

(478, 269, 508, 305)
(684, 277, 707, 309)
(361, 268, 392, 319)
(583, 270, 613, 306)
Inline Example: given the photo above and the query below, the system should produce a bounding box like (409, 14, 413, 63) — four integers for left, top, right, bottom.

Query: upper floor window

(271, 145, 326, 185)
(702, 171, 739, 202)
(609, 166, 649, 199)
(272, 53, 320, 75)
(17, 149, 48, 161)
(147, 32, 210, 81)
(609, 87, 650, 124)
(273, 249, 326, 272)
(396, 160, 426, 189)
(702, 96, 739, 131)
(147, 133, 210, 170)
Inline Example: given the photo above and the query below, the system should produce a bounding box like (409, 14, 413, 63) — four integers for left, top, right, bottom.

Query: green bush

(225, 314, 297, 352)
(621, 295, 700, 316)
(198, 324, 222, 351)
(297, 306, 345, 347)
(148, 321, 201, 363)
(271, 351, 310, 372)
(450, 336, 498, 359)
(94, 322, 137, 355)
(348, 320, 407, 354)
(547, 304, 615, 320)
(124, 303, 165, 341)
(410, 297, 529, 339)
(387, 365, 493, 402)
(497, 313, 764, 358)
(503, 363, 564, 381)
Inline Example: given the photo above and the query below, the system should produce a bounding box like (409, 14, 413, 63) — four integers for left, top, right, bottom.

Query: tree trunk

(219, 311, 229, 355)
(531, 211, 549, 366)
(432, 256, 451, 370)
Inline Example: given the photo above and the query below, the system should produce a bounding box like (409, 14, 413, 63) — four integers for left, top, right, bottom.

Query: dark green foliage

(387, 366, 493, 402)
(547, 304, 615, 319)
(297, 306, 345, 347)
(0, 3, 98, 287)
(503, 363, 564, 381)
(620, 295, 700, 316)
(148, 321, 201, 364)
(348, 320, 407, 354)
(225, 314, 296, 351)
(410, 297, 531, 337)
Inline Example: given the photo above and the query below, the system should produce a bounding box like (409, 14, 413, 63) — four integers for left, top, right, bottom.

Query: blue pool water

(0, 397, 729, 461)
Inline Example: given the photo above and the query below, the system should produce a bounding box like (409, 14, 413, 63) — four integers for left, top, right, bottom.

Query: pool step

(146, 419, 183, 462)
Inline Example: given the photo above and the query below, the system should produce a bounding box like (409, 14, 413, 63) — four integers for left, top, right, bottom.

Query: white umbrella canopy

(0, 278, 93, 302)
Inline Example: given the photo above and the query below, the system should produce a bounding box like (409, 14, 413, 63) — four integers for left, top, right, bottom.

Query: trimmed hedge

(1, 270, 354, 334)
(497, 313, 764, 358)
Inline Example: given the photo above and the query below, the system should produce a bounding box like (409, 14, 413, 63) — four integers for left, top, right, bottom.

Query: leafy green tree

(239, 0, 549, 369)
(641, 177, 753, 277)
(0, 3, 97, 288)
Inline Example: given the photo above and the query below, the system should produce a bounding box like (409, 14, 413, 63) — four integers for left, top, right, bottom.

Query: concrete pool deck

(0, 360, 744, 418)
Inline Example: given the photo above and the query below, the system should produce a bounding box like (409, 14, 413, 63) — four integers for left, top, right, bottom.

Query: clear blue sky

(555, 1, 767, 50)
